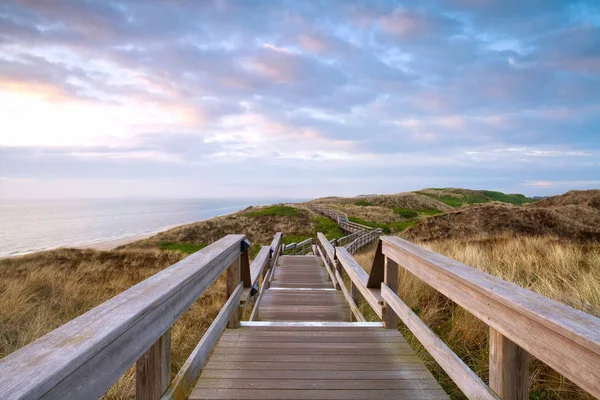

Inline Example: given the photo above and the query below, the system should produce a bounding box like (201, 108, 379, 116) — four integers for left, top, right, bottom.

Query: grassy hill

(307, 188, 536, 234)
(403, 190, 600, 242)
(2, 189, 599, 399)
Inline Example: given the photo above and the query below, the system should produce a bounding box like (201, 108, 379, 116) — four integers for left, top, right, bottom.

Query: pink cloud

(379, 8, 428, 40)
(298, 35, 330, 54)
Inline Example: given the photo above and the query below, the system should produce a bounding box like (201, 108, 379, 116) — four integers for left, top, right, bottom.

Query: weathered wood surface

(137, 329, 171, 400)
(489, 328, 529, 400)
(345, 229, 381, 254)
(336, 247, 383, 318)
(334, 268, 366, 322)
(315, 245, 337, 288)
(190, 326, 448, 400)
(0, 234, 246, 400)
(317, 232, 335, 264)
(379, 235, 600, 398)
(382, 284, 499, 400)
(258, 255, 350, 321)
(161, 284, 243, 400)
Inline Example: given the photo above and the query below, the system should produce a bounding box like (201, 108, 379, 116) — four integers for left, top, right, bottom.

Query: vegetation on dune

(4, 189, 600, 399)
(416, 188, 535, 208)
(482, 190, 535, 205)
(246, 205, 298, 217)
(352, 235, 600, 400)
(159, 241, 205, 254)
(314, 216, 345, 240)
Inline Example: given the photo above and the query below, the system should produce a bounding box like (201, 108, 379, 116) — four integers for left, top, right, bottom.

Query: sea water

(0, 198, 299, 256)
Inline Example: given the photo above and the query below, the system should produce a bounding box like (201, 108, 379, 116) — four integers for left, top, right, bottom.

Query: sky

(0, 0, 599, 199)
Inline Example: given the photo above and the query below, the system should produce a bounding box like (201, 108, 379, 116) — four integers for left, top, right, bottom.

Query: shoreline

(72, 231, 162, 251)
(0, 228, 171, 259)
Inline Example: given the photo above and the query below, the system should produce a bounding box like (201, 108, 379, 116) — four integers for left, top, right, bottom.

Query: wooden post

(227, 256, 241, 329)
(382, 256, 398, 329)
(136, 329, 171, 400)
(351, 282, 360, 322)
(334, 259, 343, 291)
(489, 328, 529, 400)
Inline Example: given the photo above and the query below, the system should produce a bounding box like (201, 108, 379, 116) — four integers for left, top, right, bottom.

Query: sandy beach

(72, 231, 159, 251)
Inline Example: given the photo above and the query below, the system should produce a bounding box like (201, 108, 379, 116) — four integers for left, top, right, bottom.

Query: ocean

(0, 198, 299, 257)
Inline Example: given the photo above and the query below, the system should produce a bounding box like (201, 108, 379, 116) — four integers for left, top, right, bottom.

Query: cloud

(0, 0, 598, 198)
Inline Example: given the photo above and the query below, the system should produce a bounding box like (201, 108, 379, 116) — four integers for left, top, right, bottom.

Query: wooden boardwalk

(3, 231, 599, 400)
(191, 255, 448, 399)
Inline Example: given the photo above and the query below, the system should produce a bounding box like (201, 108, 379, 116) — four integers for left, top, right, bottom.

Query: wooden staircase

(2, 228, 599, 400)
(190, 254, 448, 399)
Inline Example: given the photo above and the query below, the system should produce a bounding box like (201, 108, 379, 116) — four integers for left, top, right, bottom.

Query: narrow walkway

(191, 255, 448, 399)
(259, 255, 349, 321)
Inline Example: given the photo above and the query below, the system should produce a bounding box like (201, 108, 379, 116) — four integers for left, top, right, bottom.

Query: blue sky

(0, 0, 598, 199)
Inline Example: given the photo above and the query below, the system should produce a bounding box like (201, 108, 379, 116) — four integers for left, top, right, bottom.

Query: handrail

(163, 283, 244, 399)
(345, 229, 382, 254)
(241, 245, 271, 312)
(370, 236, 600, 399)
(381, 284, 499, 400)
(282, 237, 313, 255)
(0, 234, 249, 400)
(335, 247, 383, 318)
(250, 233, 283, 321)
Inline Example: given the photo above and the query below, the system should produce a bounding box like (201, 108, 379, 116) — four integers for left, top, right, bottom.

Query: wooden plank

(240, 321, 382, 328)
(211, 347, 413, 356)
(336, 247, 383, 318)
(226, 257, 241, 329)
(136, 329, 171, 400)
(0, 234, 245, 400)
(316, 246, 337, 288)
(381, 236, 600, 398)
(222, 330, 399, 338)
(218, 335, 406, 343)
(382, 257, 398, 329)
(489, 328, 529, 400)
(199, 369, 433, 380)
(270, 232, 283, 254)
(190, 388, 448, 399)
(207, 354, 416, 363)
(194, 379, 442, 390)
(317, 232, 335, 265)
(367, 239, 384, 288)
(202, 361, 427, 371)
(334, 269, 366, 322)
(249, 246, 271, 288)
(381, 284, 499, 400)
(161, 284, 243, 400)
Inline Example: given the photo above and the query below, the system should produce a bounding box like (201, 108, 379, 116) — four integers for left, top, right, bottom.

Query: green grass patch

(355, 200, 372, 206)
(282, 235, 311, 245)
(348, 217, 391, 234)
(393, 208, 419, 219)
(247, 205, 298, 217)
(390, 220, 417, 232)
(314, 216, 345, 240)
(416, 208, 442, 216)
(394, 207, 442, 217)
(159, 242, 205, 254)
(416, 192, 464, 207)
(482, 191, 534, 204)
(462, 193, 490, 204)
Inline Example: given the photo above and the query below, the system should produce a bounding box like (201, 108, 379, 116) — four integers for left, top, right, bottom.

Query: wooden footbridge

(1, 207, 599, 400)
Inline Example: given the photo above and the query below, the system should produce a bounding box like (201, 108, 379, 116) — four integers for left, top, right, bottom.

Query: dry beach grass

(352, 235, 600, 399)
(1, 191, 599, 399)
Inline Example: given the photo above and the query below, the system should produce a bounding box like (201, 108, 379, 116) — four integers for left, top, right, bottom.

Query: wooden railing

(0, 233, 284, 400)
(282, 237, 313, 255)
(249, 233, 282, 321)
(322, 234, 600, 400)
(345, 229, 382, 254)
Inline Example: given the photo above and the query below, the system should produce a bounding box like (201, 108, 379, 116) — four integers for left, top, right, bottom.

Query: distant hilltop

(308, 188, 600, 242)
